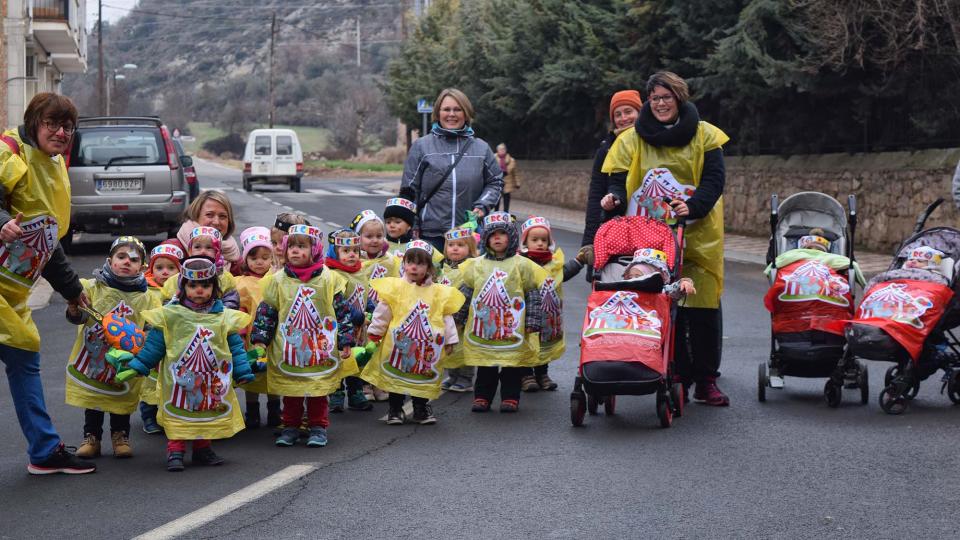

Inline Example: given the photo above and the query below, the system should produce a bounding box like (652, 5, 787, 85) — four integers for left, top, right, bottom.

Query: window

(254, 136, 272, 156)
(276, 136, 293, 156)
(72, 128, 166, 166)
(25, 53, 36, 78)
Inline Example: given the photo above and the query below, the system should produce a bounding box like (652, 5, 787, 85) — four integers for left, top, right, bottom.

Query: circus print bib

(0, 214, 58, 288)
(469, 268, 524, 348)
(278, 285, 339, 375)
(626, 168, 696, 224)
(851, 279, 953, 360)
(384, 300, 444, 382)
(166, 326, 233, 420)
(580, 290, 672, 374)
(777, 260, 850, 306)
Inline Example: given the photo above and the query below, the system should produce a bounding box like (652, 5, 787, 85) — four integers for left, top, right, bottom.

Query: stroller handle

(913, 198, 944, 234)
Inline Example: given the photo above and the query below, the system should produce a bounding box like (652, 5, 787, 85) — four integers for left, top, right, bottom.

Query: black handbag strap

(416, 138, 474, 232)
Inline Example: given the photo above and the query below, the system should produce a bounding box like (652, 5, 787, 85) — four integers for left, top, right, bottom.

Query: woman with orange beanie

(580, 89, 642, 251)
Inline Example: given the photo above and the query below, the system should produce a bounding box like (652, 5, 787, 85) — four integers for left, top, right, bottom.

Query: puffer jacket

(399, 125, 504, 238)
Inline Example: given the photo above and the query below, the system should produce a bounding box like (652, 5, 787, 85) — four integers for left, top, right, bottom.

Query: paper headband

(799, 235, 830, 250)
(181, 258, 217, 281)
(404, 240, 434, 256)
(151, 243, 184, 261)
(243, 232, 271, 249)
(386, 198, 416, 212)
(351, 209, 383, 232)
(633, 248, 667, 264)
(190, 226, 222, 242)
(908, 246, 944, 264)
(483, 211, 513, 227)
(288, 224, 322, 240)
(521, 216, 550, 235)
(111, 235, 145, 256)
(333, 234, 361, 247)
(445, 227, 474, 241)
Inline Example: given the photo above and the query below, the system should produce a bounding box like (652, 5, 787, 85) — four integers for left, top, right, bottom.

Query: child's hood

(481, 212, 519, 258)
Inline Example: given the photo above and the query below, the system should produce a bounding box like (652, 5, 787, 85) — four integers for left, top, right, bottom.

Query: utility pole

(269, 12, 276, 128)
(356, 18, 361, 67)
(98, 0, 105, 115)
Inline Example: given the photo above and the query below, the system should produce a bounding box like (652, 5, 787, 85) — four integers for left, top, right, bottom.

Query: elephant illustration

(636, 196, 669, 221)
(286, 328, 314, 367)
(395, 334, 417, 373)
(796, 275, 823, 296)
(4, 240, 34, 276)
(175, 369, 205, 411)
(475, 305, 496, 339)
(596, 312, 628, 330)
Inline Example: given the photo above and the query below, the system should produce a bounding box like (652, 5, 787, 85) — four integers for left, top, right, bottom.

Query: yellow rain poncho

(260, 270, 358, 397)
(142, 304, 249, 440)
(360, 277, 464, 399)
(437, 258, 471, 368)
(234, 274, 269, 394)
(602, 123, 729, 309)
(359, 255, 399, 308)
(65, 279, 157, 414)
(460, 256, 546, 367)
(525, 248, 566, 366)
(161, 270, 237, 303)
(0, 129, 71, 352)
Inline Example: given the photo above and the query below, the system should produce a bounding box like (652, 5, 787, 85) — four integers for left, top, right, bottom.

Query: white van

(242, 128, 304, 192)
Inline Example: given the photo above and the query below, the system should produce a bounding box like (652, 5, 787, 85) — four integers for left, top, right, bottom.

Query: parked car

(66, 116, 188, 249)
(172, 137, 199, 201)
(242, 128, 304, 192)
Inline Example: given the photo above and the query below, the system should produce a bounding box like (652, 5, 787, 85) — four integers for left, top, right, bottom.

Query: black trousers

(420, 235, 445, 253)
(388, 393, 427, 410)
(674, 305, 723, 384)
(497, 193, 512, 213)
(84, 409, 131, 438)
(474, 366, 524, 401)
(523, 365, 550, 377)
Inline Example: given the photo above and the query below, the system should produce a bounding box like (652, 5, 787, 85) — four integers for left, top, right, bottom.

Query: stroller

(844, 198, 960, 414)
(759, 192, 868, 407)
(570, 215, 684, 428)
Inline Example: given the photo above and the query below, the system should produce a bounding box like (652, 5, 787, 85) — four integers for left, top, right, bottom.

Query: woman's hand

(669, 199, 690, 217)
(600, 194, 619, 211)
(1, 213, 24, 243)
(679, 277, 696, 296)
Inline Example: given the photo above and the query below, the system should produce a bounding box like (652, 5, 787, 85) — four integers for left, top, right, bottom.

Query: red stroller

(570, 216, 685, 428)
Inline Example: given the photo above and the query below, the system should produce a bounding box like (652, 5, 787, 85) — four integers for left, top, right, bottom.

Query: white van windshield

(277, 136, 293, 156)
(254, 136, 271, 156)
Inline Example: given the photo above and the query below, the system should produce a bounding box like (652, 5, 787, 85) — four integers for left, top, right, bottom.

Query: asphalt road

(1, 159, 958, 538)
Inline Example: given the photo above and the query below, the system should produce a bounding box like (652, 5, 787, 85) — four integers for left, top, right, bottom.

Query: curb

(27, 278, 54, 311)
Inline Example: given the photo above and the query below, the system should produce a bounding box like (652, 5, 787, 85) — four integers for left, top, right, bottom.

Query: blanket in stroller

(764, 252, 854, 335)
(580, 289, 671, 375)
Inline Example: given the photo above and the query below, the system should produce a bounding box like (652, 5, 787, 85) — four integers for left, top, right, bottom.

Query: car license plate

(97, 178, 143, 192)
(256, 163, 269, 173)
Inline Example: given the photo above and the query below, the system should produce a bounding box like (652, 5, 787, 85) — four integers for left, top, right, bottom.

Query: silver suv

(67, 116, 188, 245)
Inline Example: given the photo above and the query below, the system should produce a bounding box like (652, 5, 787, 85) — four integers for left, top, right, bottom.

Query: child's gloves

(247, 346, 266, 361)
(248, 358, 268, 373)
(235, 372, 255, 384)
(115, 368, 139, 383)
(105, 348, 134, 371)
(576, 245, 594, 266)
(351, 341, 378, 367)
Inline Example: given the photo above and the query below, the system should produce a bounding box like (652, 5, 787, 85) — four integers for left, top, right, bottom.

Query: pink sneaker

(694, 378, 730, 406)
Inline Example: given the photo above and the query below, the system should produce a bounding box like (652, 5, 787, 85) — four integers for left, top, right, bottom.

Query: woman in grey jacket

(399, 88, 504, 251)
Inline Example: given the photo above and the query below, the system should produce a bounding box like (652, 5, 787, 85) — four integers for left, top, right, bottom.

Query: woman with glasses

(0, 92, 97, 474)
(600, 71, 732, 407)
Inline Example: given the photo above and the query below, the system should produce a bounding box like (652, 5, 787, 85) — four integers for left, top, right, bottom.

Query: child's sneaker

(347, 390, 373, 411)
(329, 390, 346, 413)
(27, 444, 96, 475)
(111, 431, 133, 458)
(536, 373, 558, 391)
(499, 399, 519, 413)
(471, 398, 491, 412)
(412, 403, 437, 425)
(192, 447, 224, 466)
(520, 375, 540, 393)
(306, 427, 328, 447)
(142, 415, 163, 435)
(166, 451, 185, 472)
(266, 400, 282, 427)
(372, 386, 390, 402)
(76, 434, 101, 458)
(275, 428, 300, 447)
(440, 377, 456, 391)
(449, 380, 473, 393)
(693, 378, 730, 407)
(386, 408, 405, 425)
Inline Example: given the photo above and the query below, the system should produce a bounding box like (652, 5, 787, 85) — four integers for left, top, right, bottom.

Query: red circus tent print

(471, 269, 520, 341)
(0, 215, 58, 286)
(171, 326, 226, 412)
(858, 283, 934, 329)
(280, 286, 334, 367)
(389, 300, 440, 375)
(779, 260, 850, 306)
(346, 284, 365, 315)
(367, 264, 388, 304)
(73, 300, 134, 383)
(584, 291, 661, 338)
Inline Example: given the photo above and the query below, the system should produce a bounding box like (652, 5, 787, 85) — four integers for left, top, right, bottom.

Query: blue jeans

(0, 344, 61, 463)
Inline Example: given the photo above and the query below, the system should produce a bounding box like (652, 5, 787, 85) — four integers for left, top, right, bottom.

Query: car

(242, 128, 304, 192)
(172, 137, 199, 201)
(66, 116, 188, 249)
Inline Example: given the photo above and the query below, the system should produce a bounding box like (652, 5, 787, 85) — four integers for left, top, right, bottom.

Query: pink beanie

(240, 226, 272, 261)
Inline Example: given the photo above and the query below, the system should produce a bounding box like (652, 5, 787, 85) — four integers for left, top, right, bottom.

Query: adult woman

(496, 143, 519, 213)
(601, 72, 730, 406)
(580, 89, 642, 249)
(176, 190, 241, 272)
(399, 88, 503, 251)
(0, 93, 96, 474)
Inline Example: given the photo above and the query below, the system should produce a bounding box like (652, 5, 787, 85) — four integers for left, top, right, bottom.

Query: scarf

(498, 155, 507, 171)
(286, 259, 326, 283)
(524, 250, 554, 265)
(387, 231, 413, 245)
(179, 296, 215, 313)
(635, 100, 700, 148)
(93, 262, 147, 293)
(431, 123, 475, 139)
(325, 258, 362, 274)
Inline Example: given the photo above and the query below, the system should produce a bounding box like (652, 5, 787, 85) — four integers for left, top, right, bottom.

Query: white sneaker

(769, 375, 785, 389)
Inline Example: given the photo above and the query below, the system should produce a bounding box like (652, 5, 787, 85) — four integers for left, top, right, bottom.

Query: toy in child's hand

(80, 306, 146, 355)
(245, 347, 268, 373)
(115, 368, 139, 383)
(351, 341, 378, 367)
(105, 348, 134, 371)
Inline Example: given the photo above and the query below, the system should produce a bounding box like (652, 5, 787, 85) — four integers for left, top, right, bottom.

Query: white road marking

(306, 189, 333, 195)
(271, 201, 282, 206)
(281, 206, 293, 211)
(131, 463, 317, 540)
(252, 193, 265, 199)
(200, 188, 224, 193)
(325, 222, 341, 228)
(336, 188, 367, 195)
(308, 216, 322, 223)
(373, 189, 394, 195)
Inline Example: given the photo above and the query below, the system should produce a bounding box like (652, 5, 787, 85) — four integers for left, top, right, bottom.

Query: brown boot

(520, 375, 540, 393)
(76, 434, 101, 458)
(111, 431, 133, 458)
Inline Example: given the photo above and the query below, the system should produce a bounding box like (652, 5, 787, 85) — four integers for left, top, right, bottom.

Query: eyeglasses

(41, 120, 75, 135)
(648, 94, 675, 104)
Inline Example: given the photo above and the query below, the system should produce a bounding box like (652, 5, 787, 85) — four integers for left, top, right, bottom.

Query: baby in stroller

(622, 248, 696, 299)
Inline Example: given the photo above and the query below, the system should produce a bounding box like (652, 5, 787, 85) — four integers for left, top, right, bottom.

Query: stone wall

(511, 148, 960, 253)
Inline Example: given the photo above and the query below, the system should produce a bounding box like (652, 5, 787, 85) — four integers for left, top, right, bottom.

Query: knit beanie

(481, 211, 519, 255)
(609, 90, 642, 124)
(240, 226, 273, 261)
(384, 197, 417, 227)
(519, 216, 555, 253)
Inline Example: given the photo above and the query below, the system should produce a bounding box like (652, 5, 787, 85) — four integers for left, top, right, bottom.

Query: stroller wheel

(757, 363, 768, 403)
(604, 395, 616, 415)
(656, 392, 672, 428)
(858, 364, 869, 405)
(587, 394, 599, 416)
(885, 365, 919, 400)
(570, 392, 586, 427)
(884, 365, 898, 387)
(824, 380, 842, 408)
(670, 382, 684, 417)
(946, 371, 960, 404)
(879, 386, 908, 415)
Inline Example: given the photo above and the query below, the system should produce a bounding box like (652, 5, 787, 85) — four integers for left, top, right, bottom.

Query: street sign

(417, 98, 433, 114)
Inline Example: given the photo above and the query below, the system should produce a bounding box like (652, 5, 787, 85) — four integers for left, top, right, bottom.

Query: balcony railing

(33, 0, 69, 21)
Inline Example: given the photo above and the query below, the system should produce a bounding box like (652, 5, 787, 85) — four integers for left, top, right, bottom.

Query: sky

(85, 0, 139, 30)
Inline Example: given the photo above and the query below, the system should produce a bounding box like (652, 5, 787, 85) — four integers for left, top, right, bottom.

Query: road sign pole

(416, 98, 434, 138)
(421, 113, 429, 139)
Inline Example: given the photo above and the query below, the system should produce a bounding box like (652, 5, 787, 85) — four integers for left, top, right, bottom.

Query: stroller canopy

(593, 216, 678, 270)
(776, 192, 848, 257)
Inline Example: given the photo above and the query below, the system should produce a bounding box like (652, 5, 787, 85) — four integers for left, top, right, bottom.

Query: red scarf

(287, 260, 326, 282)
(325, 258, 362, 274)
(524, 250, 553, 265)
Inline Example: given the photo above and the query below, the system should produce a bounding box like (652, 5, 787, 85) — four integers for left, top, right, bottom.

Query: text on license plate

(97, 178, 143, 192)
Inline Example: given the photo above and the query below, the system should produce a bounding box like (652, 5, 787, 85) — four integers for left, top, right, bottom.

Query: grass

(183, 122, 332, 154)
(306, 159, 404, 172)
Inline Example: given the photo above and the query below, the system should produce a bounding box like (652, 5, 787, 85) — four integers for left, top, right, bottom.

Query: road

(1, 158, 957, 538)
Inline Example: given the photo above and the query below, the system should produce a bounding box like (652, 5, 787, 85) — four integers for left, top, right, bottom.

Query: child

(384, 197, 416, 254)
(235, 226, 282, 429)
(65, 236, 157, 458)
(517, 217, 586, 392)
(139, 241, 184, 434)
(438, 226, 478, 392)
(623, 248, 697, 298)
(162, 226, 240, 309)
(271, 212, 309, 270)
(904, 245, 946, 273)
(455, 212, 546, 413)
(325, 229, 374, 413)
(352, 209, 400, 402)
(250, 225, 357, 447)
(111, 257, 254, 471)
(363, 240, 465, 424)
